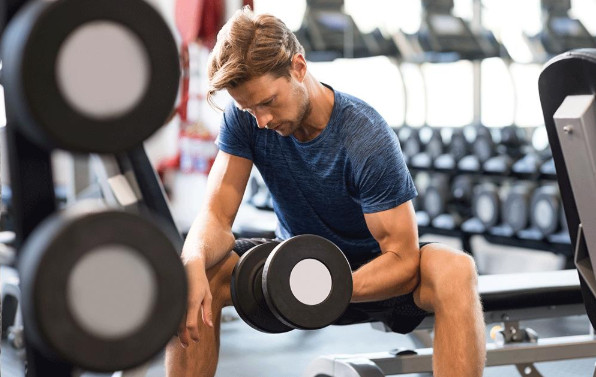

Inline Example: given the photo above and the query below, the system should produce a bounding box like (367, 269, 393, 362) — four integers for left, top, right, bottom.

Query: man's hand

(178, 258, 214, 348)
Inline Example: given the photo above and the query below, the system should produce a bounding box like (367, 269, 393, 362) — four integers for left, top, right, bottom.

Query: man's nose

(255, 109, 273, 129)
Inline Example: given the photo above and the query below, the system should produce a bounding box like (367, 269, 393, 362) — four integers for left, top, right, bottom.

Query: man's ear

(290, 53, 307, 82)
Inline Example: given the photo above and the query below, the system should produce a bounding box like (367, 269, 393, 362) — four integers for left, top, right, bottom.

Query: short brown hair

(206, 7, 305, 110)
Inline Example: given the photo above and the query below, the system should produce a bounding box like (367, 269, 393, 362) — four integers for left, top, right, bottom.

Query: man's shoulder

(333, 91, 386, 134)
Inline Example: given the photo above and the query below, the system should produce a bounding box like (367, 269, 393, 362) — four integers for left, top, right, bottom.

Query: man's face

(228, 72, 310, 137)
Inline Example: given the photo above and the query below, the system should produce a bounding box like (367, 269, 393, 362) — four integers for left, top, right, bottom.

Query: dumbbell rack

(411, 163, 573, 264)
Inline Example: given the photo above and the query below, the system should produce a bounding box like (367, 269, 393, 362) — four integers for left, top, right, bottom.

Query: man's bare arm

(181, 151, 253, 267)
(351, 200, 420, 303)
(178, 150, 252, 346)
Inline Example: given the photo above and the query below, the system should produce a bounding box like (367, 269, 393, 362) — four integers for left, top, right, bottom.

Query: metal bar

(306, 335, 596, 376)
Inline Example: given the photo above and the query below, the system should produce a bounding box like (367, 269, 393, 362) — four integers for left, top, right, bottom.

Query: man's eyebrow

(237, 95, 275, 110)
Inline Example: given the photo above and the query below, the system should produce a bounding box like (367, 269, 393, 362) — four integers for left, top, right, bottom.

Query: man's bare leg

(413, 243, 486, 377)
(165, 252, 238, 377)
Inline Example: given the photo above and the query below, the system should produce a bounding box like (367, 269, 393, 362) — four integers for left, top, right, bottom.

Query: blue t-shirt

(216, 85, 417, 259)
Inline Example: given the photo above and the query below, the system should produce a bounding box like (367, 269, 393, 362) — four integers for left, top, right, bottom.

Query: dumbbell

(459, 125, 496, 171)
(413, 171, 432, 213)
(423, 173, 450, 220)
(512, 126, 550, 174)
(501, 181, 537, 233)
(434, 128, 469, 169)
(397, 126, 422, 165)
(530, 184, 561, 236)
(483, 125, 526, 174)
(230, 235, 353, 333)
(472, 182, 502, 229)
(451, 174, 475, 219)
(411, 126, 444, 168)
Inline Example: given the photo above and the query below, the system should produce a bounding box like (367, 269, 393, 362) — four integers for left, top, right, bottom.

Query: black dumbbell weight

(434, 128, 469, 169)
(411, 126, 444, 168)
(397, 126, 422, 165)
(459, 125, 496, 171)
(472, 182, 501, 229)
(451, 174, 475, 219)
(230, 242, 293, 333)
(231, 235, 353, 332)
(423, 173, 450, 220)
(530, 184, 561, 236)
(501, 181, 537, 233)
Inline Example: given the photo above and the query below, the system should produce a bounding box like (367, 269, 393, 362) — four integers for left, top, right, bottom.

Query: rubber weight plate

(530, 185, 561, 236)
(473, 183, 500, 228)
(1, 0, 179, 153)
(423, 174, 450, 219)
(18, 205, 186, 372)
(262, 235, 352, 330)
(230, 242, 292, 334)
(451, 175, 475, 204)
(502, 182, 536, 232)
(448, 128, 469, 160)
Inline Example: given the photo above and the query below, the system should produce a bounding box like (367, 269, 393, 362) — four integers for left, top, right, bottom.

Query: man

(166, 7, 485, 377)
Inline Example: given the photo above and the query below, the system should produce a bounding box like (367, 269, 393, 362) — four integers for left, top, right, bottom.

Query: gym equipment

(434, 128, 469, 169)
(400, 0, 502, 62)
(471, 182, 501, 229)
(525, 0, 596, 62)
(422, 173, 449, 220)
(512, 126, 552, 175)
(19, 204, 186, 372)
(410, 126, 443, 168)
(1, 0, 179, 153)
(396, 126, 422, 165)
(458, 125, 496, 172)
(538, 47, 596, 376)
(230, 242, 292, 333)
(1, 0, 187, 374)
(305, 268, 592, 377)
(296, 0, 398, 62)
(501, 181, 536, 233)
(530, 184, 561, 237)
(231, 235, 352, 332)
(481, 125, 527, 174)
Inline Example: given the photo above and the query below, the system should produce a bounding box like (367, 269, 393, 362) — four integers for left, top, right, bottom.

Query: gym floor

(2, 234, 595, 377)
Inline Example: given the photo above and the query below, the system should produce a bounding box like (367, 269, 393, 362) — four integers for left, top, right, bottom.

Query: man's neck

(293, 74, 334, 142)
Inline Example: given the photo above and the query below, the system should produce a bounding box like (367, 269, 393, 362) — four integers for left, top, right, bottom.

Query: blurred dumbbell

(512, 126, 550, 174)
(501, 181, 537, 233)
(423, 173, 450, 220)
(450, 174, 475, 220)
(459, 125, 496, 171)
(530, 184, 561, 236)
(414, 171, 432, 207)
(472, 182, 502, 229)
(397, 126, 421, 165)
(414, 171, 432, 226)
(434, 128, 469, 169)
(483, 126, 528, 174)
(411, 126, 444, 168)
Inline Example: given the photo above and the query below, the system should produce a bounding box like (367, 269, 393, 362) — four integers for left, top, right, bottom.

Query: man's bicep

(204, 150, 253, 227)
(363, 200, 419, 255)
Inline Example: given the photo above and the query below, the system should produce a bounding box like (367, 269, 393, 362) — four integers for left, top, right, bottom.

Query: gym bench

(304, 269, 595, 377)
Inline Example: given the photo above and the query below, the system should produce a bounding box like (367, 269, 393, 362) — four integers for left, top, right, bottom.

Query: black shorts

(232, 238, 432, 334)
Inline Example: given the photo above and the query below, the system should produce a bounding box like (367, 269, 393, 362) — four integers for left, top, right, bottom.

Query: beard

(274, 84, 311, 136)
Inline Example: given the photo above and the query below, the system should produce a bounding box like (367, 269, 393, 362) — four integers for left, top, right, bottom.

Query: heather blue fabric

(216, 85, 417, 259)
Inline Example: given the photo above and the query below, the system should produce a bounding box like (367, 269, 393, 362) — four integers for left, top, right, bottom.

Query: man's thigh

(333, 242, 434, 334)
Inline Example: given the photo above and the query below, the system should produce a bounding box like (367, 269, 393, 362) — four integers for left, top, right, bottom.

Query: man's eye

(262, 99, 273, 106)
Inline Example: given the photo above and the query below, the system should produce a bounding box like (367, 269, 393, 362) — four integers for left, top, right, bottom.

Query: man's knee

(419, 244, 478, 307)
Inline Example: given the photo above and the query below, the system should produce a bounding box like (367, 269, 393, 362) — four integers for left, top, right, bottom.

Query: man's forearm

(351, 251, 420, 303)
(181, 214, 236, 269)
